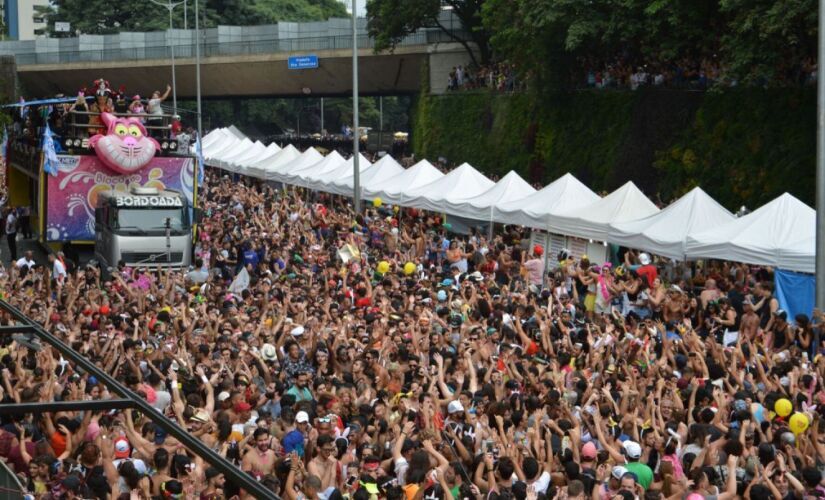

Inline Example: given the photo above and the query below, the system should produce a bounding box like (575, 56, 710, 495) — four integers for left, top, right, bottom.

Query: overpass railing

(14, 29, 470, 66)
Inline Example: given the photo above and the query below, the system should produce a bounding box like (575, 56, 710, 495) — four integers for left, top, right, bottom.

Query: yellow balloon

(377, 261, 390, 274)
(373, 197, 382, 208)
(403, 262, 416, 275)
(789, 412, 809, 434)
(775, 398, 793, 417)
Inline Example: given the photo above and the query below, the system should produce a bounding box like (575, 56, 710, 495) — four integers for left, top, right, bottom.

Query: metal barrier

(0, 299, 279, 499)
(0, 460, 26, 499)
(12, 29, 470, 66)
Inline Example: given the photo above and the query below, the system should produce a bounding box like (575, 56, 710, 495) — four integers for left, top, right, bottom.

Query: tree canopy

(47, 0, 348, 35)
(480, 0, 817, 88)
(366, 0, 491, 65)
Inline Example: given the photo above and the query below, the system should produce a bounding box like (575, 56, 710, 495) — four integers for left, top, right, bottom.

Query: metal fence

(0, 461, 25, 499)
(5, 14, 468, 66)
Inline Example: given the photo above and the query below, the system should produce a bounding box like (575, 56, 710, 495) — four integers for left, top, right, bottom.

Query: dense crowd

(580, 57, 817, 90)
(447, 64, 523, 92)
(0, 166, 822, 500)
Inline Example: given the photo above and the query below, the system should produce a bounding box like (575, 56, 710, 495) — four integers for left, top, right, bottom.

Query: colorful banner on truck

(45, 155, 195, 242)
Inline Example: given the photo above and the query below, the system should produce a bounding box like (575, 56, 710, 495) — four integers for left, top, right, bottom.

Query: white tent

(267, 148, 324, 183)
(328, 154, 403, 197)
(222, 140, 267, 172)
(245, 144, 298, 179)
(495, 173, 600, 230)
(201, 128, 228, 150)
(402, 163, 495, 214)
(549, 181, 659, 241)
(306, 153, 372, 193)
(281, 151, 347, 188)
(364, 159, 443, 205)
(206, 137, 252, 169)
(685, 193, 815, 273)
(203, 134, 242, 164)
(443, 170, 536, 221)
(608, 187, 735, 260)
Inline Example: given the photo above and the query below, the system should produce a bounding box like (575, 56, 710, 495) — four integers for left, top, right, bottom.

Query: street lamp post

(817, 0, 825, 345)
(148, 0, 185, 115)
(194, 0, 202, 141)
(352, 0, 361, 213)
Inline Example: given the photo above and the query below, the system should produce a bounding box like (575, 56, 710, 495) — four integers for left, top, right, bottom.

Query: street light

(352, 0, 361, 213)
(148, 0, 185, 115)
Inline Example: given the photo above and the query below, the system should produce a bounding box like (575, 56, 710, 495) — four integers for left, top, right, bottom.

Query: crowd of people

(579, 57, 818, 90)
(11, 80, 185, 153)
(0, 165, 821, 500)
(447, 64, 523, 93)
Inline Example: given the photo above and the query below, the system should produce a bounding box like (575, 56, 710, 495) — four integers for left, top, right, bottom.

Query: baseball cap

(234, 401, 251, 412)
(114, 438, 131, 459)
(296, 411, 310, 423)
(582, 442, 597, 460)
(437, 290, 447, 302)
(638, 253, 651, 265)
(447, 400, 464, 414)
(291, 325, 306, 336)
(217, 391, 231, 402)
(612, 465, 628, 480)
(623, 440, 642, 459)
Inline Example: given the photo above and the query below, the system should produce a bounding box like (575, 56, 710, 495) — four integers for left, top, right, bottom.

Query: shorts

(584, 293, 596, 312)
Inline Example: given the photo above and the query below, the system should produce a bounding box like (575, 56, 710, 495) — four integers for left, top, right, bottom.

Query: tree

(48, 0, 348, 34)
(481, 0, 816, 90)
(366, 0, 491, 66)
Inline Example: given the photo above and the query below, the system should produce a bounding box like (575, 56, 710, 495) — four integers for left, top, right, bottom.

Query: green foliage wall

(412, 89, 815, 209)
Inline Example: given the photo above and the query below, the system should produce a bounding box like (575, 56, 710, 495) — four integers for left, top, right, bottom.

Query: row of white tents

(201, 127, 817, 274)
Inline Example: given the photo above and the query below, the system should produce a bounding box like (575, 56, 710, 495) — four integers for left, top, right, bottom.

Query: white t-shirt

(5, 213, 16, 234)
(15, 257, 34, 269)
(52, 259, 67, 281)
(529, 471, 551, 494)
(147, 98, 163, 117)
(394, 457, 409, 486)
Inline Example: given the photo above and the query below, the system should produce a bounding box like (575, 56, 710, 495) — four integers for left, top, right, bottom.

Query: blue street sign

(288, 55, 319, 70)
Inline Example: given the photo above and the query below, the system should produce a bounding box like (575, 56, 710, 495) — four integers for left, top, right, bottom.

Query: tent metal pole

(817, 0, 825, 347)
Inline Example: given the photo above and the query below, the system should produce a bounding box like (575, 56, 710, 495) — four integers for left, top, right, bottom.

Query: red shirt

(637, 264, 658, 288)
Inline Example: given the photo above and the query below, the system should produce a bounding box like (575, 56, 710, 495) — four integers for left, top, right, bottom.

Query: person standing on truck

(146, 85, 171, 139)
(5, 207, 17, 262)
(48, 253, 67, 286)
(18, 205, 31, 239)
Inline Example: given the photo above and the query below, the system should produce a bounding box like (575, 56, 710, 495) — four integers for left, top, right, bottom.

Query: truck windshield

(116, 208, 187, 233)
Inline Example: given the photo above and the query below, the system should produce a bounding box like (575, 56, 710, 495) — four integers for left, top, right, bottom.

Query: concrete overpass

(3, 17, 473, 98)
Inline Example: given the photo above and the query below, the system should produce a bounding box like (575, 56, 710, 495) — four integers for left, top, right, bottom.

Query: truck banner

(46, 155, 195, 242)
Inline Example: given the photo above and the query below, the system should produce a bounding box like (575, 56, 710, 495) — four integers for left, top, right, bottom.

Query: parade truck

(5, 83, 198, 268)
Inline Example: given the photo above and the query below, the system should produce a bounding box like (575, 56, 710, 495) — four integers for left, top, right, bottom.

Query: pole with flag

(1, 127, 8, 163)
(42, 123, 59, 176)
(195, 132, 204, 185)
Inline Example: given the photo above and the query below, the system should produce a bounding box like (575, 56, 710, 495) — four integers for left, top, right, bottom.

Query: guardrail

(0, 300, 280, 499)
(12, 29, 470, 66)
(0, 460, 26, 499)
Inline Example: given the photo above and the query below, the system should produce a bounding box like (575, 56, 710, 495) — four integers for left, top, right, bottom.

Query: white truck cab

(94, 187, 193, 269)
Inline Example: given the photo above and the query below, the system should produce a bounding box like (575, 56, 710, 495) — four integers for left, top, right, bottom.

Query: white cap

(217, 391, 231, 402)
(623, 440, 642, 459)
(290, 326, 305, 336)
(447, 400, 464, 414)
(296, 410, 310, 423)
(638, 253, 651, 265)
(612, 465, 628, 479)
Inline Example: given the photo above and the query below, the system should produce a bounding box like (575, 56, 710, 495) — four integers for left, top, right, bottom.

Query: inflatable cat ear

(89, 112, 160, 174)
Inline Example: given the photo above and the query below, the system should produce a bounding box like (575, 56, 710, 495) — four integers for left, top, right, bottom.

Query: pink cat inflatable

(89, 112, 160, 174)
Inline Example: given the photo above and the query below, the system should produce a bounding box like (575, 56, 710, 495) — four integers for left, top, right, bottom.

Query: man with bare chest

(663, 287, 688, 323)
(740, 299, 761, 341)
(242, 428, 277, 481)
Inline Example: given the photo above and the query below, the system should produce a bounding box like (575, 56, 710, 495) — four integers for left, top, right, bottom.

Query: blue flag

(195, 132, 205, 185)
(1, 127, 7, 160)
(43, 122, 59, 176)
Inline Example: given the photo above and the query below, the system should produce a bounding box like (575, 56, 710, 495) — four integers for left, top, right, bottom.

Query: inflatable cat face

(89, 112, 160, 174)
